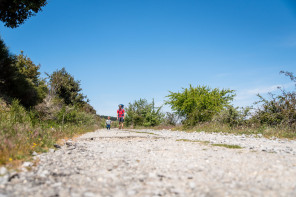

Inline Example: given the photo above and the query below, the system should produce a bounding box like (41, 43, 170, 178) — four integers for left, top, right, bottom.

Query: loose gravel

(1, 129, 296, 197)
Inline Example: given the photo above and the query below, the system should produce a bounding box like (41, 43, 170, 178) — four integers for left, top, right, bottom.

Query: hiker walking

(117, 104, 125, 129)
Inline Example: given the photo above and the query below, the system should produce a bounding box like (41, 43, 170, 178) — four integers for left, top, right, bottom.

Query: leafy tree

(0, 0, 47, 28)
(15, 51, 48, 100)
(125, 99, 164, 127)
(165, 85, 235, 126)
(0, 37, 16, 97)
(0, 38, 47, 107)
(48, 68, 86, 106)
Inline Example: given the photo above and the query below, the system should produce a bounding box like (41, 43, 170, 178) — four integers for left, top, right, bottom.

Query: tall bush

(252, 71, 296, 129)
(165, 85, 235, 126)
(125, 99, 164, 127)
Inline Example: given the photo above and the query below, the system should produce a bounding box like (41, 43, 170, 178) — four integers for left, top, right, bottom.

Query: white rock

(0, 167, 7, 175)
(22, 162, 33, 167)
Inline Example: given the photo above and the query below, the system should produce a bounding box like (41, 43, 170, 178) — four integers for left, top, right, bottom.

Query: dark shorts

(118, 117, 124, 123)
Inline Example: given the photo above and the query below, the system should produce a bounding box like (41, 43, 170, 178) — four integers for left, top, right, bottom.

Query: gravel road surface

(1, 129, 296, 197)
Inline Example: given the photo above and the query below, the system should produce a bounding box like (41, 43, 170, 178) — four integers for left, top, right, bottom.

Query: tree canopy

(0, 38, 47, 107)
(48, 68, 87, 106)
(0, 0, 47, 28)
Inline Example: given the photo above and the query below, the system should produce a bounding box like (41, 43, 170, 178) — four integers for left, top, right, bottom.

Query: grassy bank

(0, 99, 100, 166)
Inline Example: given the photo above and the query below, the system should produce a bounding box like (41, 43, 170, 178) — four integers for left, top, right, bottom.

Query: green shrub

(125, 99, 164, 127)
(165, 85, 235, 126)
(252, 71, 296, 130)
(213, 105, 251, 127)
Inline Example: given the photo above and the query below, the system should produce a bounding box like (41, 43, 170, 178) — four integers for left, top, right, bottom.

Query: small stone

(32, 151, 38, 156)
(189, 182, 196, 189)
(39, 170, 49, 178)
(52, 182, 62, 187)
(49, 148, 55, 153)
(0, 167, 7, 175)
(22, 162, 33, 167)
(0, 175, 9, 185)
(54, 144, 61, 149)
(8, 173, 19, 182)
(66, 141, 73, 146)
(84, 192, 96, 197)
(127, 190, 136, 195)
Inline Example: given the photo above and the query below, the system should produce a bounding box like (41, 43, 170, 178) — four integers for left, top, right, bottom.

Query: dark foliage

(0, 0, 47, 28)
(48, 68, 86, 106)
(0, 38, 47, 107)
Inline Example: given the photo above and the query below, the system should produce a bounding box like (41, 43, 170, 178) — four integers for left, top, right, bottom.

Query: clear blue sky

(1, 0, 296, 116)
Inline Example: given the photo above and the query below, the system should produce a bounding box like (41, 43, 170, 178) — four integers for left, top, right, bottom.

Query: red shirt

(117, 109, 125, 118)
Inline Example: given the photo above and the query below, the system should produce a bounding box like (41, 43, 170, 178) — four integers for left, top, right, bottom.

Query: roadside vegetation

(0, 38, 100, 166)
(124, 72, 296, 139)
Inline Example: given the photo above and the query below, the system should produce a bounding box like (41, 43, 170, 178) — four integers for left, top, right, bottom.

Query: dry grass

(0, 99, 99, 167)
(176, 138, 242, 149)
(173, 122, 296, 139)
(129, 131, 159, 135)
(176, 139, 210, 144)
(0, 124, 99, 166)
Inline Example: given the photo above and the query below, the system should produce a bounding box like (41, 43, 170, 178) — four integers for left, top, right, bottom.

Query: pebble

(66, 140, 73, 146)
(0, 167, 7, 175)
(54, 144, 61, 149)
(22, 162, 33, 168)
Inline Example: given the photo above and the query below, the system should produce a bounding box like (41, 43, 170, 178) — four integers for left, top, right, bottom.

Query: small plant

(176, 139, 210, 144)
(130, 131, 159, 135)
(212, 144, 242, 149)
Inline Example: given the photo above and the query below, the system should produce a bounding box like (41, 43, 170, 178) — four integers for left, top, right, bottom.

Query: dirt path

(1, 129, 296, 197)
